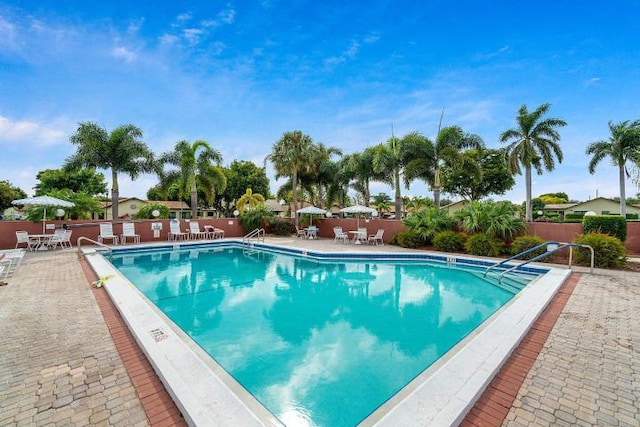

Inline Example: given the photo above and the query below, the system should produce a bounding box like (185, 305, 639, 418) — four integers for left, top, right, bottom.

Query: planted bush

(465, 233, 504, 257)
(583, 215, 627, 242)
(432, 230, 465, 252)
(390, 230, 424, 249)
(455, 201, 525, 240)
(510, 235, 547, 260)
(403, 207, 454, 244)
(574, 233, 626, 268)
(270, 219, 293, 236)
(238, 205, 275, 233)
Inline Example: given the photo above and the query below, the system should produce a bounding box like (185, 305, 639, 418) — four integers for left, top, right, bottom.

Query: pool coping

(84, 240, 571, 427)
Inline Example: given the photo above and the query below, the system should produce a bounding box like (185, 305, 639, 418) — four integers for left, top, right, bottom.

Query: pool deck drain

(1, 240, 639, 426)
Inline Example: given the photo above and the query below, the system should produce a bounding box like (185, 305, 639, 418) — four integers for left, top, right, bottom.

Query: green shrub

(583, 215, 627, 242)
(432, 231, 465, 252)
(270, 219, 292, 236)
(564, 213, 584, 221)
(455, 201, 525, 240)
(510, 235, 547, 260)
(464, 233, 504, 257)
(134, 204, 170, 219)
(403, 207, 454, 243)
(238, 205, 275, 233)
(574, 233, 626, 268)
(625, 213, 639, 220)
(390, 230, 424, 248)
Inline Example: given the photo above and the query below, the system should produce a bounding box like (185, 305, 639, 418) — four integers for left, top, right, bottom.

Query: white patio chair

(295, 226, 307, 239)
(189, 221, 207, 239)
(47, 229, 66, 250)
(121, 222, 140, 244)
(333, 226, 348, 244)
(0, 249, 26, 278)
(357, 227, 368, 243)
(306, 225, 318, 239)
(98, 222, 119, 245)
(15, 231, 37, 251)
(61, 230, 73, 248)
(168, 220, 188, 241)
(367, 229, 385, 245)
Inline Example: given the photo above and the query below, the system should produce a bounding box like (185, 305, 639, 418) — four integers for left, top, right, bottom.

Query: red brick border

(80, 258, 187, 427)
(460, 272, 581, 426)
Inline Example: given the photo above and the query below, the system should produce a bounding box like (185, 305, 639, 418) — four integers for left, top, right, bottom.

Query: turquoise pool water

(111, 246, 517, 426)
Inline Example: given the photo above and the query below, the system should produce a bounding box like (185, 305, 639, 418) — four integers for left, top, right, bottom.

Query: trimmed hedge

(583, 215, 627, 242)
(270, 219, 293, 236)
(432, 231, 465, 253)
(564, 213, 584, 221)
(510, 235, 547, 260)
(464, 233, 504, 257)
(574, 233, 626, 268)
(390, 230, 424, 248)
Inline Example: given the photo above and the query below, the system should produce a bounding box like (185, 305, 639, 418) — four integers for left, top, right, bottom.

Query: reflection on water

(112, 248, 515, 427)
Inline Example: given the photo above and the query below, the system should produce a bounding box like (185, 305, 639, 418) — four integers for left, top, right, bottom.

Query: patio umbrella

(339, 204, 377, 228)
(12, 195, 75, 233)
(296, 205, 327, 226)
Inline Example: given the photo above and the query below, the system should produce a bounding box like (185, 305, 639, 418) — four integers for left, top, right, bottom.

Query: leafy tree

(158, 140, 225, 219)
(539, 194, 568, 204)
(34, 168, 107, 196)
(500, 103, 567, 222)
(266, 130, 314, 222)
(135, 203, 170, 219)
(372, 193, 392, 205)
(441, 147, 514, 201)
(220, 161, 270, 215)
(236, 188, 266, 213)
(586, 120, 640, 216)
(23, 189, 102, 220)
(0, 180, 27, 214)
(296, 143, 343, 208)
(345, 147, 382, 206)
(66, 122, 156, 219)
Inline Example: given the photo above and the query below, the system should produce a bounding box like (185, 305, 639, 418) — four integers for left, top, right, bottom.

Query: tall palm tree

(158, 140, 223, 219)
(586, 120, 640, 216)
(372, 136, 404, 217)
(265, 130, 314, 222)
(345, 147, 382, 206)
(500, 103, 567, 222)
(66, 122, 156, 219)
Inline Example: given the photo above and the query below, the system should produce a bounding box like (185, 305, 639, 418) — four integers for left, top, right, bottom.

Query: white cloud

(0, 116, 66, 146)
(586, 77, 601, 85)
(111, 46, 137, 62)
(176, 12, 192, 22)
(0, 15, 18, 50)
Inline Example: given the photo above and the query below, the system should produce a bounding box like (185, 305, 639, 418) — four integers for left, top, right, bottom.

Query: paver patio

(0, 240, 638, 426)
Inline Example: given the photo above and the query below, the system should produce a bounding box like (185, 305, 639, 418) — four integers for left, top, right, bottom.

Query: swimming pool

(86, 240, 570, 426)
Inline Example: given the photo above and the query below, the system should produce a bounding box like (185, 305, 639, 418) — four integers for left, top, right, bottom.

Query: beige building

(544, 197, 640, 219)
(95, 198, 191, 220)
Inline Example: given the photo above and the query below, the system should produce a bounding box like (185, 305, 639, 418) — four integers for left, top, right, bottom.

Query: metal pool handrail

(76, 236, 113, 259)
(242, 228, 265, 245)
(484, 241, 594, 282)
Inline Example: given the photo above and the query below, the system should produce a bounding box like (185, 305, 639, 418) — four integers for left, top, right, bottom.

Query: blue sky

(1, 1, 639, 203)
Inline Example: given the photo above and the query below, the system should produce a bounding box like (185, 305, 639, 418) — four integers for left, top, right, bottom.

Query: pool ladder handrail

(242, 228, 265, 245)
(76, 236, 113, 260)
(483, 241, 594, 283)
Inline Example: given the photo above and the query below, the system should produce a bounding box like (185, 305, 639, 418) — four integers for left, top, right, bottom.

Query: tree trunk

(394, 167, 402, 218)
(434, 165, 441, 208)
(364, 179, 370, 206)
(525, 166, 532, 222)
(292, 170, 298, 224)
(619, 164, 626, 217)
(111, 170, 119, 220)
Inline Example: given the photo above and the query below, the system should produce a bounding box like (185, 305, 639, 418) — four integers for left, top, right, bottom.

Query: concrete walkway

(1, 240, 639, 426)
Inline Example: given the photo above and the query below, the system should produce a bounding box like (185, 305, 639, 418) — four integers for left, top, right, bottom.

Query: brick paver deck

(0, 251, 149, 426)
(1, 243, 639, 426)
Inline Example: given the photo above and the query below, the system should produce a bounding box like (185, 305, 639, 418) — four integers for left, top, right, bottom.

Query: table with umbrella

(339, 204, 378, 244)
(296, 205, 327, 239)
(11, 196, 75, 240)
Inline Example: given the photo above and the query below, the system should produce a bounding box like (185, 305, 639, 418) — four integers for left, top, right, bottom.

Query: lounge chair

(47, 229, 67, 250)
(189, 221, 208, 239)
(121, 222, 140, 244)
(168, 220, 188, 241)
(333, 226, 348, 243)
(204, 225, 225, 239)
(0, 249, 26, 278)
(367, 229, 384, 245)
(98, 223, 119, 245)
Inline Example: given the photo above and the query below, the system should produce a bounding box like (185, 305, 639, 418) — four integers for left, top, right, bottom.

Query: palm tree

(66, 122, 156, 219)
(265, 131, 314, 222)
(500, 103, 567, 222)
(345, 147, 382, 206)
(236, 188, 265, 213)
(372, 135, 405, 217)
(158, 140, 223, 219)
(586, 120, 640, 216)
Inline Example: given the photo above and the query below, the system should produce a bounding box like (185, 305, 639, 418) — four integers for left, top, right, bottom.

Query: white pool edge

(84, 244, 571, 427)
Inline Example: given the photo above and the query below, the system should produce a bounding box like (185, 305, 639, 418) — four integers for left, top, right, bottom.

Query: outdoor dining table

(348, 230, 366, 244)
(303, 228, 318, 239)
(28, 234, 53, 250)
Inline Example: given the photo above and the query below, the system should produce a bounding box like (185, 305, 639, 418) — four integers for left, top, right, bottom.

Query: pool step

(472, 271, 530, 295)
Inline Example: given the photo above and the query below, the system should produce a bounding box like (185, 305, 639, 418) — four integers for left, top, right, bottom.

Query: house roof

(148, 200, 190, 210)
(544, 203, 577, 210)
(264, 199, 286, 212)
